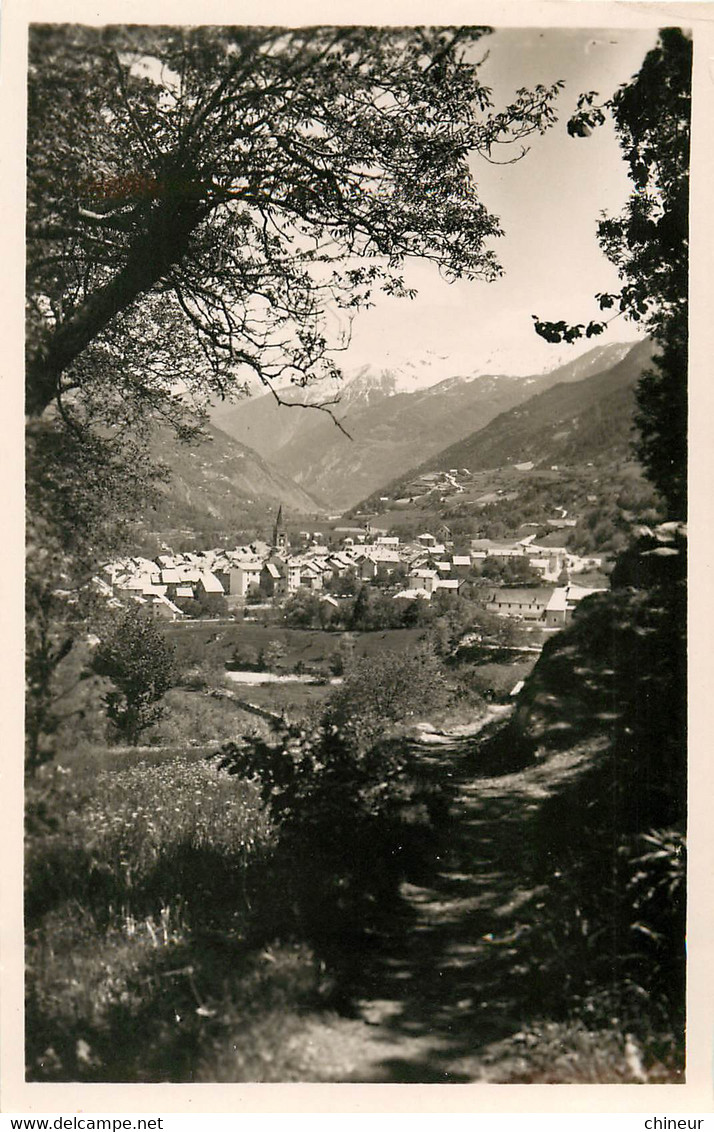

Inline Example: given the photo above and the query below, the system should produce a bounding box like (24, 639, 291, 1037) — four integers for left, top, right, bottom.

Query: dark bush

(211, 714, 444, 986)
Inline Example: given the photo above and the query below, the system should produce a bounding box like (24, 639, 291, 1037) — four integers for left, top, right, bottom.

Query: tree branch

(265, 384, 353, 440)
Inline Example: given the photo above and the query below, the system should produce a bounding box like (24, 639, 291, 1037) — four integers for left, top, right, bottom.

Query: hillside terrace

(373, 462, 603, 520)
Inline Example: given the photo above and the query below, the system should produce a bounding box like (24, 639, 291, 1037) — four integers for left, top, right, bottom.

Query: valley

(210, 341, 641, 512)
(136, 338, 660, 563)
(27, 332, 683, 1088)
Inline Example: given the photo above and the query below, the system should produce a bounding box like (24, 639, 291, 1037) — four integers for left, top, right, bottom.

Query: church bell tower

(273, 505, 288, 552)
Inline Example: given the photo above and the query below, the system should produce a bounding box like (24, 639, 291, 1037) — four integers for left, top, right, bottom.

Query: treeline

(566, 477, 664, 554)
(282, 586, 519, 655)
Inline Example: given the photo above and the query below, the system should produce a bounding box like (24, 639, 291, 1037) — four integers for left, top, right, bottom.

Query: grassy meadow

(24, 637, 523, 1083)
(166, 621, 431, 671)
(26, 751, 326, 1082)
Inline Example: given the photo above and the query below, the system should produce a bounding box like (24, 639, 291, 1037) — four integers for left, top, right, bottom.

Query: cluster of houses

(469, 533, 603, 582)
(96, 507, 606, 624)
(393, 466, 517, 507)
(484, 583, 606, 628)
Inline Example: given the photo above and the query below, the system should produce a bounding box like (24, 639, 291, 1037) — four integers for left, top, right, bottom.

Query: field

(221, 680, 333, 716)
(165, 621, 431, 675)
(356, 507, 436, 530)
(50, 622, 540, 763)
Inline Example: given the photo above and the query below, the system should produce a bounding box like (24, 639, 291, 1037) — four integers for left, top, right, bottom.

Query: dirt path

(281, 726, 588, 1083)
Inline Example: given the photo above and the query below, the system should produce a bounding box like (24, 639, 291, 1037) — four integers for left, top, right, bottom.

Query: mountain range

(140, 337, 653, 542)
(142, 422, 326, 538)
(211, 341, 639, 511)
(386, 336, 655, 486)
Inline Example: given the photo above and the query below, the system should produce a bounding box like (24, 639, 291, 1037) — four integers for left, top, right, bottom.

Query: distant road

(458, 640, 543, 654)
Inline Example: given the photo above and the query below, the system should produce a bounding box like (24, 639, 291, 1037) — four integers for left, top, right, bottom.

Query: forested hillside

(389, 338, 653, 485)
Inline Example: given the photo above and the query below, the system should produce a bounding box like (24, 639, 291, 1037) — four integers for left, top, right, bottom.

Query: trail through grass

(204, 734, 671, 1083)
(27, 717, 679, 1083)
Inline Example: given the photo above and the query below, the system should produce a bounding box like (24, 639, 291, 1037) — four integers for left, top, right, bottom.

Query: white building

(408, 568, 439, 594)
(230, 560, 263, 597)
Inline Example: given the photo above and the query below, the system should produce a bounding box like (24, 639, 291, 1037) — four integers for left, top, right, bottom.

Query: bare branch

(265, 383, 353, 441)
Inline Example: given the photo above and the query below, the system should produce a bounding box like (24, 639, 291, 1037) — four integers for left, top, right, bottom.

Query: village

(98, 504, 608, 633)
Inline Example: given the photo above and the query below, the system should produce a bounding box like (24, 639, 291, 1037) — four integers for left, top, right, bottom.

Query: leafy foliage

(328, 635, 356, 676)
(326, 644, 450, 743)
(213, 720, 411, 835)
(92, 609, 177, 744)
(25, 597, 77, 776)
(25, 419, 165, 771)
(501, 525, 687, 1040)
(212, 646, 451, 954)
(480, 555, 542, 585)
(27, 24, 564, 423)
(24, 24, 564, 764)
(281, 589, 325, 629)
(211, 687, 445, 972)
(447, 604, 519, 657)
(259, 640, 287, 671)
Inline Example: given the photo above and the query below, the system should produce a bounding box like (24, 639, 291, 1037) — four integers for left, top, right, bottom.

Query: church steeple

(273, 505, 287, 551)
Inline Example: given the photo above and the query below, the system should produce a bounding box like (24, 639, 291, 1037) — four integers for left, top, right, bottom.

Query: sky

(340, 26, 658, 377)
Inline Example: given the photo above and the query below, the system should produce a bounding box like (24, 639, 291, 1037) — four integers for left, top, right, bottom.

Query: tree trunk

(26, 199, 209, 417)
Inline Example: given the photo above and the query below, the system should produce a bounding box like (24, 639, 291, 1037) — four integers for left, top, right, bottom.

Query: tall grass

(26, 757, 273, 928)
(25, 754, 329, 1082)
(25, 719, 447, 1082)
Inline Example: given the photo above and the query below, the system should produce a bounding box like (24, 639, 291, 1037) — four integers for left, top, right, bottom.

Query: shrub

(142, 690, 252, 746)
(514, 820, 686, 1062)
(325, 644, 451, 744)
(625, 827, 686, 1024)
(194, 590, 228, 618)
(92, 610, 176, 745)
(282, 590, 322, 628)
(259, 640, 287, 671)
(176, 657, 227, 690)
(212, 716, 445, 973)
(230, 645, 259, 670)
(328, 635, 355, 677)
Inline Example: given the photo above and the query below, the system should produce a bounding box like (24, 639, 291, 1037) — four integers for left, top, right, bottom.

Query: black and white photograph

(14, 4, 697, 1098)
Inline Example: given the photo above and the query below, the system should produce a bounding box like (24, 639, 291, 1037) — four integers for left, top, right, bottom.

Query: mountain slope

(142, 422, 326, 535)
(384, 338, 655, 487)
(212, 342, 638, 511)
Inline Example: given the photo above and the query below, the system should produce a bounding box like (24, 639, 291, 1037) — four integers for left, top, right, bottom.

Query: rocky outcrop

(484, 523, 686, 833)
(475, 524, 687, 1039)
